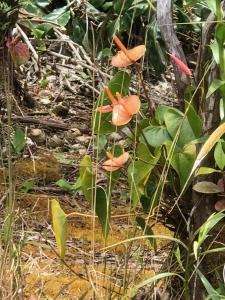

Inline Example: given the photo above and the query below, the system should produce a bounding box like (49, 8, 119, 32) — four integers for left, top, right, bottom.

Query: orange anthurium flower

(111, 35, 146, 67)
(102, 152, 129, 172)
(97, 86, 141, 126)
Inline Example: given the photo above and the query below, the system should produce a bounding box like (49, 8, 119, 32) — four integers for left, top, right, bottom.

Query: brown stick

(2, 115, 91, 133)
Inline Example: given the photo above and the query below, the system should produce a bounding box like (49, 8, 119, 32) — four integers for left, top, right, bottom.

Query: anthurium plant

(51, 34, 204, 256)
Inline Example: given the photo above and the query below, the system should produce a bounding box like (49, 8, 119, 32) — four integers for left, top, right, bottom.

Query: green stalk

(3, 51, 14, 246)
(183, 240, 192, 300)
(216, 1, 225, 81)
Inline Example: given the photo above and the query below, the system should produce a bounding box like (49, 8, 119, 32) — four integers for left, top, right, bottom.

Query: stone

(71, 143, 83, 150)
(78, 148, 87, 156)
(30, 128, 46, 145)
(48, 135, 64, 148)
(109, 132, 122, 141)
(66, 128, 81, 141)
(53, 102, 69, 117)
(75, 135, 90, 145)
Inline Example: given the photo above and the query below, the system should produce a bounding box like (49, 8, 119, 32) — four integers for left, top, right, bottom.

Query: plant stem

(216, 1, 225, 81)
(184, 240, 192, 300)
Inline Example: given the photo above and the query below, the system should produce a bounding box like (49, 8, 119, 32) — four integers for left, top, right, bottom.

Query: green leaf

(155, 105, 170, 124)
(146, 17, 166, 75)
(204, 0, 217, 15)
(74, 176, 82, 190)
(136, 217, 157, 251)
(44, 6, 70, 26)
(193, 181, 223, 194)
(197, 212, 225, 247)
(94, 135, 107, 152)
(113, 0, 133, 14)
(51, 199, 68, 258)
(89, 0, 105, 9)
(170, 143, 196, 190)
(219, 98, 225, 120)
(23, 3, 44, 15)
(106, 18, 121, 38)
(195, 167, 221, 176)
(13, 128, 26, 154)
(206, 79, 225, 98)
(186, 103, 203, 138)
(97, 48, 112, 60)
(96, 187, 110, 239)
(35, 23, 53, 35)
(142, 125, 171, 147)
(20, 181, 34, 193)
(26, 241, 51, 249)
(210, 43, 225, 65)
(128, 143, 161, 209)
(80, 155, 95, 204)
(94, 71, 131, 134)
(164, 108, 201, 147)
(214, 141, 225, 170)
(197, 269, 221, 300)
(56, 179, 74, 192)
(192, 122, 225, 172)
(175, 246, 185, 271)
(122, 272, 184, 299)
(216, 23, 225, 46)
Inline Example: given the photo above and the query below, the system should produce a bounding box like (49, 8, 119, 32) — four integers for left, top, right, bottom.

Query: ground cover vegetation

(1, 0, 225, 299)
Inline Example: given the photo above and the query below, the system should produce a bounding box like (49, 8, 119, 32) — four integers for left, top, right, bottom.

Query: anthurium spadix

(169, 53, 192, 77)
(102, 152, 129, 172)
(111, 35, 146, 68)
(97, 86, 140, 126)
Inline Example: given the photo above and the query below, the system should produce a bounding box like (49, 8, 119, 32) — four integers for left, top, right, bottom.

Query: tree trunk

(157, 0, 190, 108)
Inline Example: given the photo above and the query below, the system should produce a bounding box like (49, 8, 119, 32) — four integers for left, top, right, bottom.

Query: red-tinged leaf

(7, 39, 30, 66)
(215, 199, 225, 211)
(169, 53, 192, 77)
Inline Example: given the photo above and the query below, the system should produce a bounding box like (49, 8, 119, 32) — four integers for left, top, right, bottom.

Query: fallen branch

(2, 115, 90, 133)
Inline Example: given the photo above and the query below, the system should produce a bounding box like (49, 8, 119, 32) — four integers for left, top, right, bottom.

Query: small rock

(53, 102, 69, 117)
(75, 135, 91, 145)
(109, 132, 122, 141)
(118, 140, 127, 147)
(78, 148, 87, 156)
(121, 127, 132, 136)
(66, 128, 81, 141)
(48, 135, 64, 148)
(40, 98, 51, 105)
(26, 137, 35, 147)
(71, 143, 85, 150)
(38, 89, 53, 105)
(30, 128, 46, 145)
(79, 123, 88, 131)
